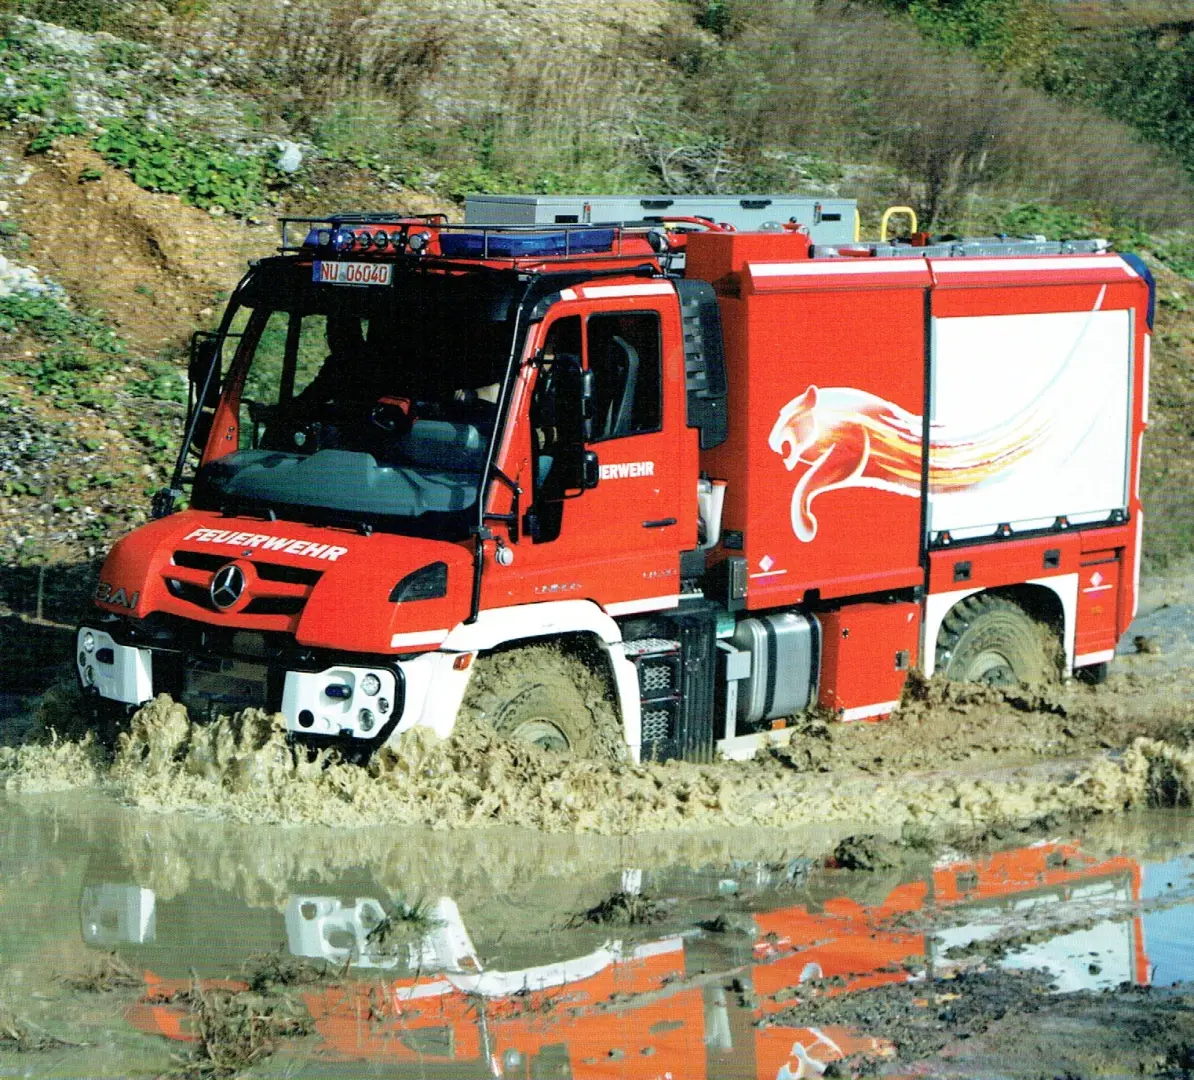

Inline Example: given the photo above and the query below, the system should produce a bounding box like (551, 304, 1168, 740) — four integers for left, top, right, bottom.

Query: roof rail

(811, 236, 1110, 260)
(278, 216, 661, 265)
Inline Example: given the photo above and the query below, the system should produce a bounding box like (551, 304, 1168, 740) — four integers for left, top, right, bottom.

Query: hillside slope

(0, 2, 1192, 638)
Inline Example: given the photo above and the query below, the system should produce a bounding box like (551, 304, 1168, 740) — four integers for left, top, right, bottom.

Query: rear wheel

(935, 594, 1058, 687)
(460, 644, 626, 761)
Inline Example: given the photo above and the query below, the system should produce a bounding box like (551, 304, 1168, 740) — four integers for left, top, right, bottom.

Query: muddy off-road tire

(461, 645, 626, 761)
(936, 594, 1058, 687)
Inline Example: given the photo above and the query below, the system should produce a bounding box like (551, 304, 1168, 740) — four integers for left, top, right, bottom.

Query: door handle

(642, 518, 677, 529)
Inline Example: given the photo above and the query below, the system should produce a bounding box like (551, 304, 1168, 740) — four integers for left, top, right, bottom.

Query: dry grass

(567, 890, 667, 928)
(0, 1005, 77, 1052)
(241, 950, 344, 993)
(165, 976, 312, 1080)
(364, 896, 440, 955)
(58, 951, 141, 994)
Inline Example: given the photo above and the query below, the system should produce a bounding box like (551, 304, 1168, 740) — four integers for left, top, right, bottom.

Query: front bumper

(76, 618, 407, 743)
(75, 627, 153, 706)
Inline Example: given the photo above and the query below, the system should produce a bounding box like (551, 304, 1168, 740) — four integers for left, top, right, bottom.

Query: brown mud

(763, 969, 1194, 1077)
(2, 653, 1194, 838)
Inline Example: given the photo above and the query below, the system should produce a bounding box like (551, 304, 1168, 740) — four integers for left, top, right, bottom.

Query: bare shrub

(148, 0, 1194, 222)
(680, 0, 1193, 227)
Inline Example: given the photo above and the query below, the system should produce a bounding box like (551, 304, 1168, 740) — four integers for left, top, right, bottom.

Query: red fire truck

(76, 209, 1154, 762)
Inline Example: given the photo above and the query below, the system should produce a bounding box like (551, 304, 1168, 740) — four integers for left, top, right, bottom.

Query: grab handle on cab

(880, 206, 918, 243)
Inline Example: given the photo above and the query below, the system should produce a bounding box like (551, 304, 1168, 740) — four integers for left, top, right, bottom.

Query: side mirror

(188, 334, 222, 409)
(536, 354, 595, 445)
(538, 447, 600, 501)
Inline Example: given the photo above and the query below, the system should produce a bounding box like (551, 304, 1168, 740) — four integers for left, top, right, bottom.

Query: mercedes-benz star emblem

(209, 564, 246, 610)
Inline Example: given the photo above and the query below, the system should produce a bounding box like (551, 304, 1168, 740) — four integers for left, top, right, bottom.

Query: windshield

(191, 261, 523, 540)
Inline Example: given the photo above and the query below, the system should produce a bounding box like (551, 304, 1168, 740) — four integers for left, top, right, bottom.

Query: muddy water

(2, 792, 1193, 1079)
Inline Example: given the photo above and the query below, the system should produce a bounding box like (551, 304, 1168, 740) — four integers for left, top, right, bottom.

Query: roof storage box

(465, 195, 858, 246)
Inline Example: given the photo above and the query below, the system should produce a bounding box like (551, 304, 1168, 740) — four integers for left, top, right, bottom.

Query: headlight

(389, 561, 448, 603)
(360, 673, 381, 697)
(82, 665, 96, 687)
(358, 708, 375, 733)
(82, 631, 96, 653)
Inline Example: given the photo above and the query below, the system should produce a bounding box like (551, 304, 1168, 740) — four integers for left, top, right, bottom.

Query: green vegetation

(1045, 27, 1194, 184)
(0, 293, 123, 408)
(0, 0, 1190, 238)
(92, 118, 271, 214)
(878, 0, 1062, 72)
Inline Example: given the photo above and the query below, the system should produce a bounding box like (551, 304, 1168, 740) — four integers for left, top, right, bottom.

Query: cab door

(485, 293, 692, 614)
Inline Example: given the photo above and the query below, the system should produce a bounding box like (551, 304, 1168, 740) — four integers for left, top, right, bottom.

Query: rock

(275, 140, 303, 173)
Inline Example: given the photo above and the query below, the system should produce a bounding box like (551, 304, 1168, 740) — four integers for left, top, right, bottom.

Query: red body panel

(698, 243, 930, 607)
(95, 509, 472, 654)
(926, 533, 1081, 594)
(480, 288, 699, 613)
(815, 602, 921, 718)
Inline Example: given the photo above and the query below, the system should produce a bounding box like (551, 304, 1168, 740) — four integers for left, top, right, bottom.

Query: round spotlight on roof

(331, 228, 355, 252)
(373, 229, 389, 248)
(407, 230, 431, 254)
(355, 230, 373, 250)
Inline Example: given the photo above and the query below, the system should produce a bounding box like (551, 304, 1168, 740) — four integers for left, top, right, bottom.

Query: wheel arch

(424, 601, 642, 760)
(921, 574, 1077, 678)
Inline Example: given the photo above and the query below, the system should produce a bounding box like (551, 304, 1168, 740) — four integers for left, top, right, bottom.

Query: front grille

(254, 562, 322, 586)
(172, 550, 229, 572)
(166, 578, 213, 608)
(163, 549, 324, 622)
(244, 596, 306, 616)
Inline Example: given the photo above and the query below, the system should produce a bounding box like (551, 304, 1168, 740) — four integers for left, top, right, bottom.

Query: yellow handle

(880, 206, 918, 242)
(853, 208, 861, 242)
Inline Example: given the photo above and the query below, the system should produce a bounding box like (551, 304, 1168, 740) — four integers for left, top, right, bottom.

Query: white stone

(275, 140, 303, 174)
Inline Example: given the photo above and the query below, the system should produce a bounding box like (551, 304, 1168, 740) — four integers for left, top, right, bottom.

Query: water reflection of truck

(76, 202, 1153, 764)
(83, 840, 1147, 1079)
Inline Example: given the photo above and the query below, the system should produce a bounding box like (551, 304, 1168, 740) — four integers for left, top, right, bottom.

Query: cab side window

(528, 315, 583, 543)
(587, 313, 662, 441)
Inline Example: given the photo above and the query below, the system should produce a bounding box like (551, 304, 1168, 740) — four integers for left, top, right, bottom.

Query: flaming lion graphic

(768, 385, 1049, 542)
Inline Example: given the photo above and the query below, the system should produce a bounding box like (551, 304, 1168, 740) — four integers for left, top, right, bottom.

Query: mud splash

(2, 686, 1194, 835)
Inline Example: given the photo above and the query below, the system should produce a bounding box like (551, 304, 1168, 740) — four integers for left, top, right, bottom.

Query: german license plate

(313, 260, 393, 286)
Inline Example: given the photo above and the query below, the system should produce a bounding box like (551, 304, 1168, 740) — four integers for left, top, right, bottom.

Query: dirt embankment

(16, 143, 276, 346)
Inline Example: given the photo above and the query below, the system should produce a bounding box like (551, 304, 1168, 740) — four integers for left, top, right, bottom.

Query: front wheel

(460, 644, 626, 761)
(935, 594, 1059, 686)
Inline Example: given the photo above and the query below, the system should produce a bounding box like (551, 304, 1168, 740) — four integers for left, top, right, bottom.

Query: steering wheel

(369, 399, 413, 434)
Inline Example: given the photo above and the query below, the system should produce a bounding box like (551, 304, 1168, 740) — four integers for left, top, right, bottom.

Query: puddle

(2, 794, 1194, 1077)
